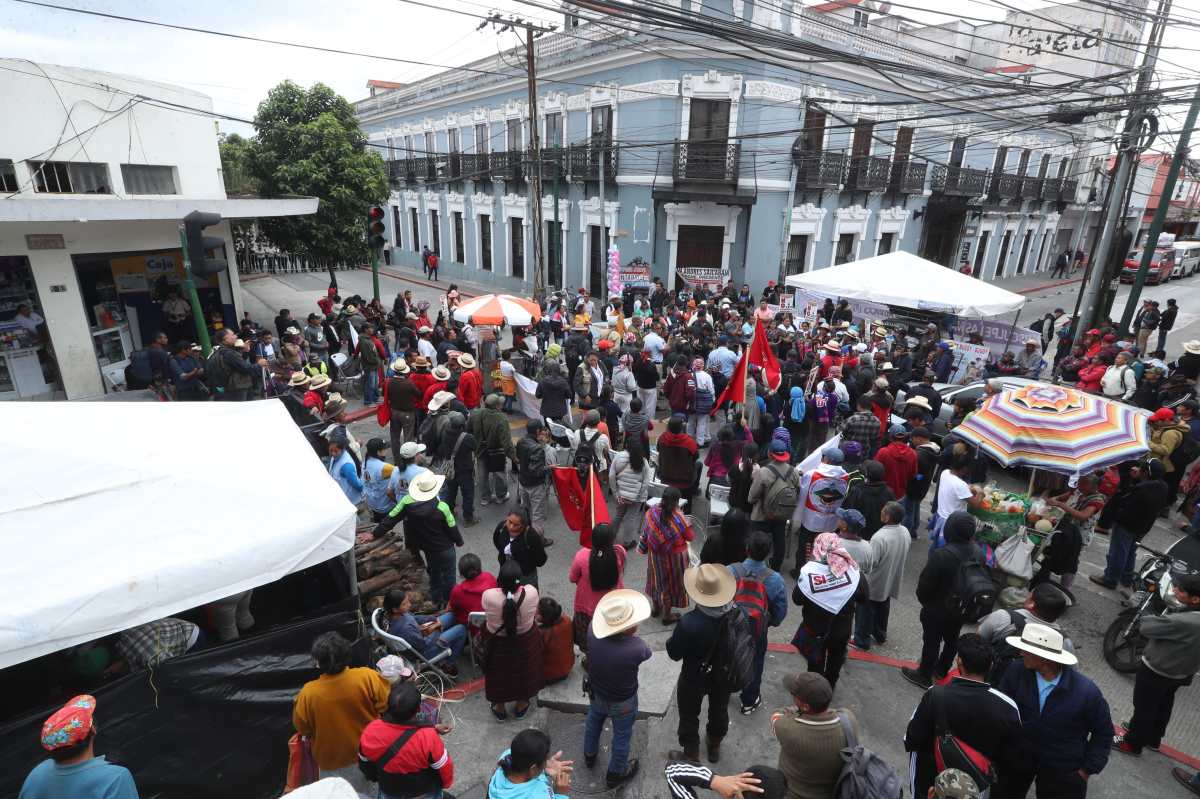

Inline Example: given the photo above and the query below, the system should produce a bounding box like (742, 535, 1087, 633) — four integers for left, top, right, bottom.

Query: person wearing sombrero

(994, 622, 1112, 798)
(665, 563, 738, 764)
(19, 694, 138, 799)
(303, 373, 332, 416)
(455, 352, 483, 410)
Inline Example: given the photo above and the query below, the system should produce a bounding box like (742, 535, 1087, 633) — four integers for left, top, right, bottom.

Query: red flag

(710, 345, 748, 416)
(583, 465, 611, 548)
(748, 318, 782, 392)
(552, 466, 586, 533)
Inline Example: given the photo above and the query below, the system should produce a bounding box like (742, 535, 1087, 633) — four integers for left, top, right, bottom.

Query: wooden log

(358, 568, 401, 595)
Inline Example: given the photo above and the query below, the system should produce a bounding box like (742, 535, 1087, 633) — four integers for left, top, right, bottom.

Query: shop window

(28, 160, 111, 194)
(120, 164, 178, 195)
(0, 160, 17, 193)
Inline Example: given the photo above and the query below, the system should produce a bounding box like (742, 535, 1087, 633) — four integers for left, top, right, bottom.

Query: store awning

(0, 195, 318, 223)
(783, 250, 1026, 317)
(0, 400, 356, 669)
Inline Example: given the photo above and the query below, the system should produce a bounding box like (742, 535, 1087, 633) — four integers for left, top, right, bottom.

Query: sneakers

(901, 667, 933, 690)
(480, 497, 490, 506)
(605, 758, 640, 788)
(849, 638, 870, 652)
(1112, 735, 1141, 756)
(740, 696, 762, 715)
(1173, 767, 1200, 796)
(1089, 574, 1117, 590)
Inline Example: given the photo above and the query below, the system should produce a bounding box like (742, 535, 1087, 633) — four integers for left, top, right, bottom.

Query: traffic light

(183, 211, 228, 277)
(367, 205, 386, 250)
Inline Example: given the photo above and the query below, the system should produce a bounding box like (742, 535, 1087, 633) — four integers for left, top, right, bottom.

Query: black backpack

(986, 610, 1029, 685)
(700, 608, 756, 693)
(205, 347, 229, 391)
(574, 430, 600, 476)
(949, 548, 996, 623)
(1171, 433, 1200, 471)
(517, 436, 549, 483)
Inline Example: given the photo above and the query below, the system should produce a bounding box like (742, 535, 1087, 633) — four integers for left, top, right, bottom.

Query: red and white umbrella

(451, 293, 541, 326)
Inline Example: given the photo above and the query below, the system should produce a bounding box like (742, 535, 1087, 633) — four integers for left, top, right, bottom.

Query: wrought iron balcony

(674, 141, 740, 185)
(931, 165, 987, 196)
(1060, 178, 1079, 202)
(531, 147, 567, 182)
(447, 152, 462, 180)
(460, 152, 490, 180)
(1020, 176, 1043, 199)
(1042, 176, 1062, 200)
(490, 150, 524, 182)
(794, 149, 847, 190)
(847, 154, 890, 191)
(386, 159, 411, 186)
(991, 172, 1022, 199)
(567, 143, 618, 181)
(890, 159, 927, 194)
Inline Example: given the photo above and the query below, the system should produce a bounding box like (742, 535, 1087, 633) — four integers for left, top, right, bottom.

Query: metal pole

(1119, 81, 1200, 334)
(371, 247, 381, 303)
(553, 174, 561, 290)
(598, 125, 608, 304)
(178, 223, 212, 357)
(526, 26, 546, 304)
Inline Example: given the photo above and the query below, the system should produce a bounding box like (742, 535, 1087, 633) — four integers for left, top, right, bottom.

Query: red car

(1120, 247, 1175, 284)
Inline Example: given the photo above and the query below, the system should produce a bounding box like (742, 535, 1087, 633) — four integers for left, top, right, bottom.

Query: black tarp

(0, 607, 365, 799)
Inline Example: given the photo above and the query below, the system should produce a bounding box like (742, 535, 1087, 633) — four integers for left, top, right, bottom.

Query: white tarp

(784, 251, 1026, 318)
(0, 400, 357, 669)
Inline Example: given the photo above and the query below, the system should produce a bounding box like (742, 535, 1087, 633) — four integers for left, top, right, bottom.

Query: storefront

(0, 256, 58, 399)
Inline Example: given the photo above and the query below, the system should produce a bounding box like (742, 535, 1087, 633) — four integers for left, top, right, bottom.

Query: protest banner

(676, 266, 730, 289)
(796, 290, 890, 327)
(956, 319, 1040, 360)
(765, 293, 797, 316)
(619, 258, 652, 288)
(947, 341, 992, 384)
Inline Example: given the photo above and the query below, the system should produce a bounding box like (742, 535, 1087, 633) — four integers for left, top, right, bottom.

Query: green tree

(247, 81, 387, 262)
(218, 132, 258, 195)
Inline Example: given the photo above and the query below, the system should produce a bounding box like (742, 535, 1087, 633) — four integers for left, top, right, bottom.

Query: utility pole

(525, 26, 546, 304)
(1119, 82, 1200, 333)
(598, 128, 608, 303)
(1072, 0, 1171, 347)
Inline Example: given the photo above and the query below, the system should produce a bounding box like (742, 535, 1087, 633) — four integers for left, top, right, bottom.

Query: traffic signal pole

(371, 249, 381, 303)
(1118, 81, 1200, 334)
(178, 223, 212, 356)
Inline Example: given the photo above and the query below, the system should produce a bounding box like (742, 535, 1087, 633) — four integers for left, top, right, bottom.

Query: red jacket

(876, 441, 917, 500)
(657, 430, 698, 457)
(421, 380, 448, 410)
(456, 368, 482, 409)
(663, 369, 696, 414)
(359, 720, 453, 790)
(410, 371, 435, 401)
(1076, 364, 1106, 393)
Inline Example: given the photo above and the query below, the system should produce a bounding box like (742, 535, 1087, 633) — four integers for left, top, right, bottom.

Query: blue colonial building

(354, 0, 1144, 297)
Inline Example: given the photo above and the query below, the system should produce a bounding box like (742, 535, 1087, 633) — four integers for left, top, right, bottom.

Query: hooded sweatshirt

(487, 752, 567, 799)
(793, 462, 850, 533)
(916, 511, 982, 613)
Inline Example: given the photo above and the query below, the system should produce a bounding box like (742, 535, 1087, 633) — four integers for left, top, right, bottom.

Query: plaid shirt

(842, 411, 881, 452)
(116, 618, 197, 668)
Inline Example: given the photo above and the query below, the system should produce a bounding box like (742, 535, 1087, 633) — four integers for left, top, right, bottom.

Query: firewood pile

(355, 525, 439, 614)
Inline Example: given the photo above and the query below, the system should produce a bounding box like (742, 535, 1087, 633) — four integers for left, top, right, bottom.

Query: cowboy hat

(285, 326, 301, 336)
(1184, 340, 1200, 355)
(344, 305, 358, 314)
(288, 372, 311, 387)
(408, 471, 446, 502)
(591, 589, 652, 639)
(683, 563, 736, 608)
(391, 358, 410, 374)
(309, 374, 332, 391)
(418, 325, 433, 334)
(432, 365, 451, 381)
(1005, 622, 1077, 666)
(324, 393, 347, 416)
(457, 353, 477, 369)
(428, 390, 455, 411)
(823, 341, 841, 352)
(411, 355, 431, 369)
(904, 395, 933, 412)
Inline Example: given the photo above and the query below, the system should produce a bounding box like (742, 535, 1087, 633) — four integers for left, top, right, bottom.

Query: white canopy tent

(784, 250, 1026, 317)
(0, 400, 357, 669)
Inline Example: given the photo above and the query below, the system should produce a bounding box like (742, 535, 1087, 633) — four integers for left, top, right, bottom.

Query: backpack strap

(375, 725, 423, 769)
(931, 686, 951, 736)
(835, 710, 858, 749)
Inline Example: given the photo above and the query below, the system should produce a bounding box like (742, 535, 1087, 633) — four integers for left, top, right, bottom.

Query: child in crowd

(537, 597, 575, 684)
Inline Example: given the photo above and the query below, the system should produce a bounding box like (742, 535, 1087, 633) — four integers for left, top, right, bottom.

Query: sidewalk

(990, 270, 1083, 296)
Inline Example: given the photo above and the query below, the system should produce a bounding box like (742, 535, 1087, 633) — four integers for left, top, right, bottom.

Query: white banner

(798, 433, 842, 473)
(796, 290, 889, 326)
(947, 342, 992, 385)
(513, 371, 542, 421)
(956, 319, 1041, 360)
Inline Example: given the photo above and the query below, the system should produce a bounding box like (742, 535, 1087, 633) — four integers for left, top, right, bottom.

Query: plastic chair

(467, 611, 487, 673)
(705, 483, 731, 534)
(370, 607, 454, 682)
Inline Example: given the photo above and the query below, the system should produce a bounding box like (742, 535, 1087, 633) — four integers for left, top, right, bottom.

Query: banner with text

(956, 319, 1040, 360)
(947, 342, 993, 385)
(676, 266, 730, 289)
(796, 290, 890, 327)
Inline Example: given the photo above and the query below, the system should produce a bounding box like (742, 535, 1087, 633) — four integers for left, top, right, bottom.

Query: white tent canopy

(784, 250, 1026, 317)
(0, 400, 356, 669)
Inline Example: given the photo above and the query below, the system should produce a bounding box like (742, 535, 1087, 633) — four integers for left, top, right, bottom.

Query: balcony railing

(386, 159, 411, 186)
(674, 141, 740, 184)
(1042, 176, 1062, 200)
(1020, 175, 1043, 199)
(794, 149, 847, 190)
(890, 159, 927, 194)
(991, 172, 1022, 199)
(532, 147, 567, 182)
(1060, 178, 1079, 202)
(490, 150, 524, 182)
(567, 143, 618, 181)
(847, 154, 890, 191)
(446, 152, 462, 180)
(931, 165, 988, 196)
(460, 152, 490, 180)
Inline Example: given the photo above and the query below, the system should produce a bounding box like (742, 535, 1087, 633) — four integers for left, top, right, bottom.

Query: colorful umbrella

(953, 384, 1150, 474)
(451, 294, 541, 326)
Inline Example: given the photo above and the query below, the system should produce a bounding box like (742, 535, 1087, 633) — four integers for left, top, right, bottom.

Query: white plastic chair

(705, 483, 731, 534)
(370, 607, 454, 681)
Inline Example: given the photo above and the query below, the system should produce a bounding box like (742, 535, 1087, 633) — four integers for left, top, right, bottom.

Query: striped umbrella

(451, 293, 541, 326)
(953, 383, 1150, 475)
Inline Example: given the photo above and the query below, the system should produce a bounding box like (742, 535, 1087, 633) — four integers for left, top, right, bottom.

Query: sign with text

(947, 342, 993, 385)
(956, 319, 1041, 359)
(676, 266, 729, 288)
(620, 260, 652, 288)
(796, 290, 890, 326)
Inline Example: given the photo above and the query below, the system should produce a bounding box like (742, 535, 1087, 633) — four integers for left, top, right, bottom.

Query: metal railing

(460, 152, 490, 180)
(794, 149, 847, 189)
(991, 172, 1022, 199)
(890, 159, 927, 194)
(490, 150, 523, 182)
(848, 154, 890, 191)
(1020, 175, 1043, 200)
(1042, 176, 1062, 199)
(674, 141, 740, 184)
(567, 143, 618, 181)
(1060, 178, 1079, 202)
(931, 165, 987, 196)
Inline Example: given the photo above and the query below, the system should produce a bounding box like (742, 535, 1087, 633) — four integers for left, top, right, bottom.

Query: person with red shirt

(447, 554, 497, 626)
(455, 353, 483, 409)
(875, 425, 917, 500)
(421, 366, 451, 410)
(358, 682, 453, 799)
(1075, 357, 1107, 394)
(303, 374, 331, 415)
(818, 341, 844, 379)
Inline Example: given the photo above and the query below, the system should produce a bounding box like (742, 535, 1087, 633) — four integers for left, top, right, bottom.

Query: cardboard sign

(947, 341, 993, 385)
(956, 319, 1041, 359)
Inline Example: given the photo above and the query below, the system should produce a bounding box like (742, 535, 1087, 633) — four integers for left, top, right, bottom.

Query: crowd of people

(24, 274, 1200, 799)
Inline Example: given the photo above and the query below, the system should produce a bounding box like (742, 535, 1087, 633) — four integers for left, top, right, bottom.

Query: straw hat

(309, 374, 332, 391)
(411, 355, 431, 369)
(904, 395, 933, 412)
(288, 372, 311, 387)
(344, 304, 358, 314)
(285, 326, 301, 336)
(324, 392, 347, 416)
(823, 341, 841, 352)
(428, 390, 456, 411)
(1005, 622, 1078, 666)
(391, 358, 410, 374)
(432, 365, 451, 381)
(1184, 340, 1200, 355)
(683, 564, 736, 608)
(591, 589, 652, 639)
(408, 471, 445, 502)
(457, 353, 477, 369)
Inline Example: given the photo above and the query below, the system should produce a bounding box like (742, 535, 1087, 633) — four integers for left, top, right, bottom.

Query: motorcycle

(1102, 542, 1192, 673)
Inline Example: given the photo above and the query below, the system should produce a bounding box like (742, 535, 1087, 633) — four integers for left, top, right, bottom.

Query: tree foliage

(218, 132, 258, 195)
(243, 81, 387, 261)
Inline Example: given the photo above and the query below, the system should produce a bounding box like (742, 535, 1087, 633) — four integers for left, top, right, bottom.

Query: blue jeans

(584, 693, 638, 775)
(852, 598, 891, 649)
(424, 547, 457, 606)
(417, 611, 467, 663)
(1102, 524, 1138, 587)
(441, 472, 475, 521)
(739, 637, 768, 708)
(902, 495, 921, 536)
(363, 367, 379, 404)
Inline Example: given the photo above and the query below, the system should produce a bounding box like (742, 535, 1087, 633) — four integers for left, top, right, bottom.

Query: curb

(1014, 276, 1083, 295)
(358, 266, 483, 299)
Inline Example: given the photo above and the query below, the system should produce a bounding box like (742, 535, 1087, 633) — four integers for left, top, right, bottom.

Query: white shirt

(590, 365, 605, 395)
(693, 368, 715, 396)
(418, 339, 437, 360)
(936, 471, 973, 520)
(13, 311, 43, 335)
(643, 332, 666, 363)
(1100, 364, 1136, 400)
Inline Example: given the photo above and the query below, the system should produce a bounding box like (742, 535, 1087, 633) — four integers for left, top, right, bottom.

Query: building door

(973, 230, 990, 277)
(429, 211, 441, 255)
(891, 126, 914, 186)
(785, 234, 809, 275)
(801, 102, 826, 152)
(675, 225, 724, 287)
(994, 230, 1013, 279)
(480, 215, 492, 271)
(588, 225, 605, 297)
(410, 208, 420, 251)
(919, 201, 966, 267)
(949, 137, 966, 169)
(545, 220, 563, 289)
(687, 99, 730, 179)
(1015, 230, 1032, 274)
(510, 218, 525, 279)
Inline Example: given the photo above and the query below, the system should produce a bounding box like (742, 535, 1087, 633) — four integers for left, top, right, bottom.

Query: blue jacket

(997, 661, 1112, 776)
(729, 559, 788, 629)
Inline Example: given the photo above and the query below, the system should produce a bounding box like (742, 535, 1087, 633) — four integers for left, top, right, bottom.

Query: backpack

(1170, 431, 1200, 471)
(517, 436, 549, 483)
(700, 608, 756, 692)
(205, 347, 229, 391)
(833, 711, 902, 799)
(762, 463, 799, 521)
(574, 430, 600, 475)
(694, 378, 715, 415)
(1030, 317, 1046, 333)
(949, 548, 997, 623)
(985, 609, 1029, 685)
(931, 687, 997, 790)
(732, 564, 772, 639)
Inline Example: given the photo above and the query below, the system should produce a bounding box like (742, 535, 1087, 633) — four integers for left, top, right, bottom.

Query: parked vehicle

(1173, 240, 1200, 278)
(1120, 247, 1176, 284)
(1102, 541, 1196, 673)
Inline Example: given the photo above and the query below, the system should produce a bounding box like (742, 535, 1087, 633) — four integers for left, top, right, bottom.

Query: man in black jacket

(1089, 459, 1169, 590)
(515, 420, 556, 545)
(371, 471, 464, 604)
(904, 428, 939, 536)
(905, 370, 943, 419)
(902, 511, 983, 690)
(535, 361, 572, 424)
(905, 633, 1020, 799)
(842, 460, 894, 540)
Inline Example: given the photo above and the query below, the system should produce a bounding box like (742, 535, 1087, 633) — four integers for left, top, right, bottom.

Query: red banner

(551, 465, 610, 548)
(749, 318, 782, 393)
(711, 345, 748, 416)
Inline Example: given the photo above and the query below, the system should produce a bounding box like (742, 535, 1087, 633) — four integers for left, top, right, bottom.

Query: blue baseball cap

(821, 447, 844, 464)
(836, 507, 866, 531)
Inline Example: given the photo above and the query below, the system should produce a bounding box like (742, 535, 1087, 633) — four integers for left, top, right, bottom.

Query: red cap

(1150, 407, 1175, 423)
